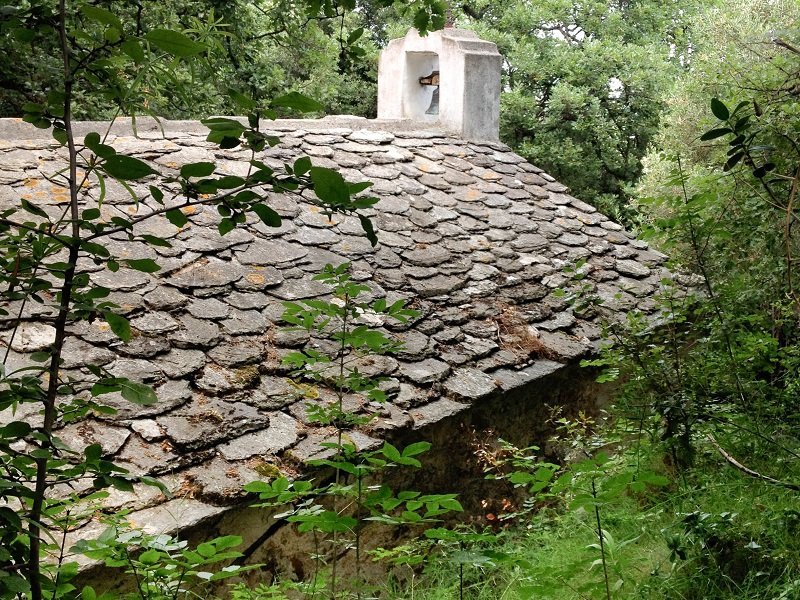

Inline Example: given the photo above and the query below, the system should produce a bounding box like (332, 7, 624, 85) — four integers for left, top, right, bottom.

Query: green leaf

(119, 380, 158, 406)
(139, 234, 172, 248)
(138, 549, 161, 564)
(272, 92, 324, 113)
(228, 88, 256, 110)
(2, 575, 31, 594)
(359, 214, 378, 247)
(202, 117, 246, 133)
(25, 115, 51, 129)
(91, 381, 120, 397)
(103, 155, 156, 180)
(165, 208, 189, 228)
(125, 259, 161, 273)
(294, 156, 312, 176)
(212, 535, 242, 551)
(86, 286, 110, 299)
(710, 98, 730, 121)
(52, 127, 67, 146)
(235, 190, 259, 203)
(146, 29, 205, 57)
(251, 203, 282, 227)
(348, 181, 373, 194)
(1, 421, 32, 438)
(310, 167, 349, 204)
(180, 162, 216, 179)
(734, 116, 751, 132)
(413, 9, 430, 33)
(724, 152, 744, 172)
(84, 132, 116, 159)
(121, 39, 145, 64)
(700, 127, 732, 141)
(82, 208, 101, 221)
(109, 476, 134, 492)
(216, 136, 242, 149)
(382, 442, 403, 463)
(46, 90, 65, 116)
(84, 132, 100, 148)
(81, 5, 122, 33)
(402, 441, 431, 457)
(84, 443, 102, 462)
(218, 217, 235, 236)
(629, 480, 646, 493)
(149, 185, 164, 204)
(81, 586, 97, 600)
(243, 481, 271, 493)
(22, 102, 42, 114)
(80, 240, 111, 258)
(105, 312, 131, 342)
(352, 196, 379, 209)
(347, 27, 364, 44)
(20, 199, 48, 218)
(216, 175, 246, 189)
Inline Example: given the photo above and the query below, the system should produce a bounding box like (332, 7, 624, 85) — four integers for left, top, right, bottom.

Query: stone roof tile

(0, 116, 671, 539)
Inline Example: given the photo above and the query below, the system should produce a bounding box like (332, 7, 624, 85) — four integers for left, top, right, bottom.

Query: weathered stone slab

(127, 499, 227, 536)
(58, 420, 130, 456)
(267, 278, 331, 300)
(3, 323, 55, 352)
(169, 258, 243, 288)
(130, 312, 180, 334)
(159, 349, 206, 378)
(238, 239, 309, 265)
(221, 309, 268, 335)
(208, 338, 264, 367)
(398, 358, 450, 384)
(157, 399, 268, 450)
(170, 315, 222, 348)
(219, 411, 300, 460)
(409, 399, 468, 429)
(443, 368, 498, 401)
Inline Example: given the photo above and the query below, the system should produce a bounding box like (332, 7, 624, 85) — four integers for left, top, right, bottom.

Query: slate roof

(0, 116, 667, 541)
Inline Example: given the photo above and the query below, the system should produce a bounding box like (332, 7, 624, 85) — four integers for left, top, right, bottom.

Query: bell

(426, 86, 440, 115)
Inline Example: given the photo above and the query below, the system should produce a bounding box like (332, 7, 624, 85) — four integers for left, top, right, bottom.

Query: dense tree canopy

(0, 0, 443, 119)
(634, 0, 800, 428)
(456, 0, 698, 220)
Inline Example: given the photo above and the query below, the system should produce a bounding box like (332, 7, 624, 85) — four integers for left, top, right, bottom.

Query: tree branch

(707, 434, 800, 492)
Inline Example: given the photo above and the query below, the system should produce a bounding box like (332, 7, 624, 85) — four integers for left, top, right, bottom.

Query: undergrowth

(382, 426, 800, 600)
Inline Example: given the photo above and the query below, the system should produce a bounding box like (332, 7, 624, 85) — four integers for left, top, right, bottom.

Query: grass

(380, 430, 800, 600)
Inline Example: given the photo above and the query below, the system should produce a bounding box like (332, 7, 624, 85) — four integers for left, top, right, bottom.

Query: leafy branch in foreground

(0, 2, 421, 597)
(244, 263, 462, 598)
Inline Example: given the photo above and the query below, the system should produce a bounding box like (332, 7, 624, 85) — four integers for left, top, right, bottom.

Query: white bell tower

(377, 29, 502, 141)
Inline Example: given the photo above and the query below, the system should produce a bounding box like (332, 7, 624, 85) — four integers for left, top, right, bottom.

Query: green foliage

(379, 417, 800, 600)
(239, 263, 461, 598)
(615, 0, 800, 466)
(0, 2, 441, 598)
(74, 521, 256, 599)
(0, 0, 445, 120)
(459, 0, 699, 221)
(281, 262, 416, 403)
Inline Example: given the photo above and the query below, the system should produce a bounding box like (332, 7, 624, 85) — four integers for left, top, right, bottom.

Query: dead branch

(707, 433, 800, 492)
